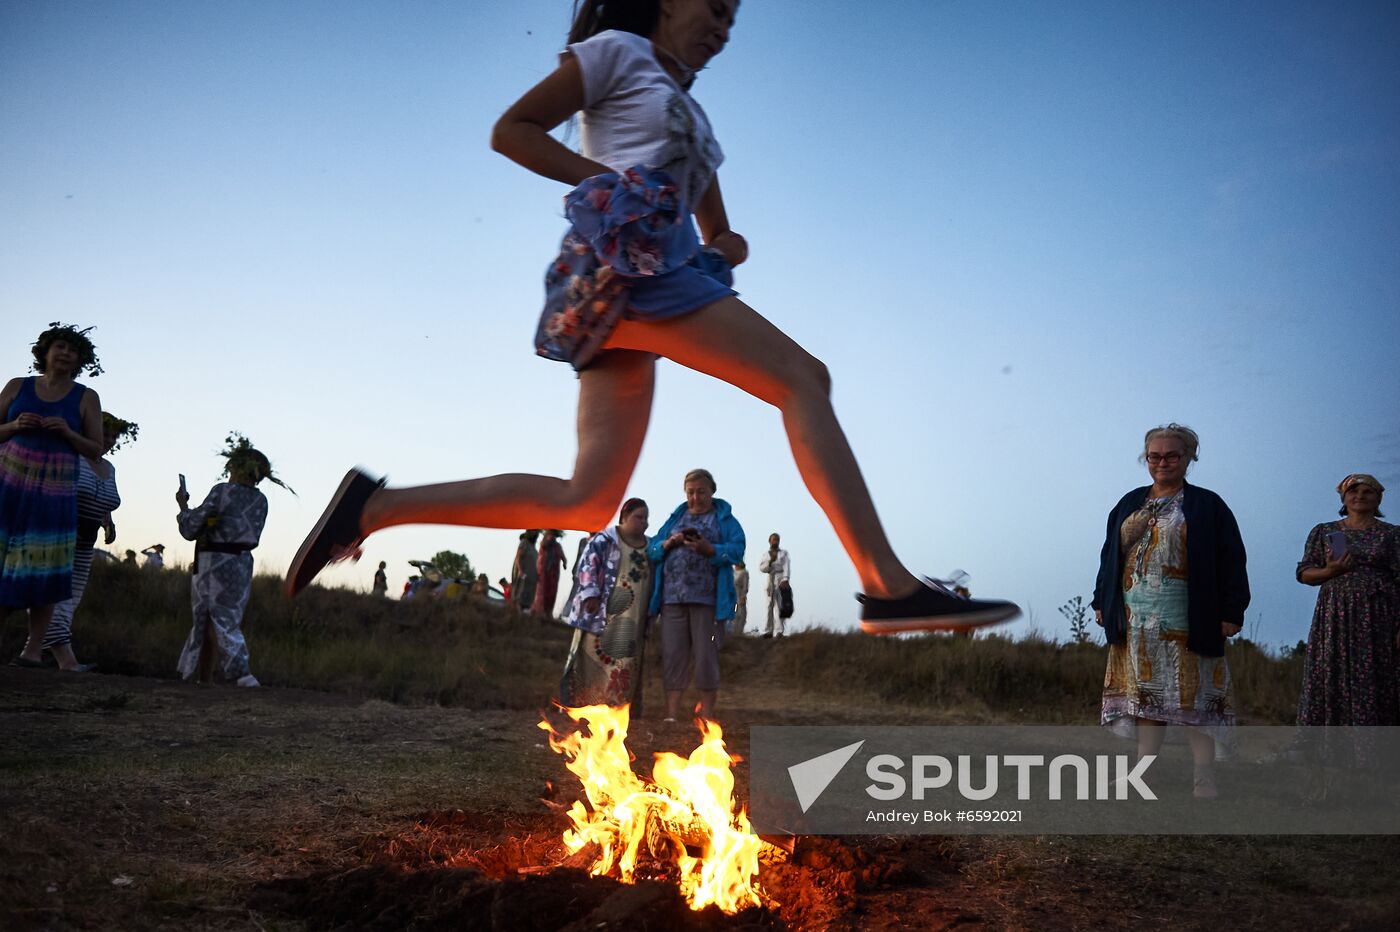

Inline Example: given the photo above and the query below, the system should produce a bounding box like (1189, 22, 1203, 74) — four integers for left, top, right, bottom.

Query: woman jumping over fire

(286, 0, 1019, 634)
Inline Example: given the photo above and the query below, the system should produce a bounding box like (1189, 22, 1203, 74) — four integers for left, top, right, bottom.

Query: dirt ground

(3, 664, 1399, 931)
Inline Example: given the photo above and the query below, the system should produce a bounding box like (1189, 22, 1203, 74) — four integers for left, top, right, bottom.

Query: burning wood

(539, 704, 769, 914)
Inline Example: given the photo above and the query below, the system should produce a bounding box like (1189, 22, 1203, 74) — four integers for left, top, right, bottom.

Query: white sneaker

(235, 674, 261, 688)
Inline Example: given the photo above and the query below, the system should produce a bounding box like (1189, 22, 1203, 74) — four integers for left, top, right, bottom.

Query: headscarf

(1337, 473, 1385, 497)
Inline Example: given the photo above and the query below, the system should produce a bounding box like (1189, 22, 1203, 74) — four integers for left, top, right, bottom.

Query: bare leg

(50, 642, 80, 671)
(359, 350, 656, 534)
(20, 605, 55, 662)
(665, 690, 682, 720)
(698, 688, 717, 720)
(607, 298, 917, 598)
(1188, 729, 1218, 798)
(1135, 718, 1167, 761)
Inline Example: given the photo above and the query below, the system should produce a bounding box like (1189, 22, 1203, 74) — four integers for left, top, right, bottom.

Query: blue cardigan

(647, 498, 745, 621)
(1092, 481, 1250, 658)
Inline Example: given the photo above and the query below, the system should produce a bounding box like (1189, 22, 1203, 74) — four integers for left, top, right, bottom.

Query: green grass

(2, 561, 1304, 723)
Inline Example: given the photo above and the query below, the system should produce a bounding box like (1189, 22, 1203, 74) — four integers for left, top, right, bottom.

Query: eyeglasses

(1145, 452, 1183, 465)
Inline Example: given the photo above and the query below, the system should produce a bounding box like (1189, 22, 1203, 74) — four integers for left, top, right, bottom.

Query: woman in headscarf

(1295, 473, 1399, 726)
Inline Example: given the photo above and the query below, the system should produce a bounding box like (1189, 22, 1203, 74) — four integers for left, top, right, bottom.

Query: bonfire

(540, 704, 766, 914)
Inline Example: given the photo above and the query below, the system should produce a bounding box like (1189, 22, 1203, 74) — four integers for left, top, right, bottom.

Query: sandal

(285, 468, 385, 597)
(10, 655, 48, 669)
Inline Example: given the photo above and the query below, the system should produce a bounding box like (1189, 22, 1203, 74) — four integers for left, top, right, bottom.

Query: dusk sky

(3, 0, 1397, 650)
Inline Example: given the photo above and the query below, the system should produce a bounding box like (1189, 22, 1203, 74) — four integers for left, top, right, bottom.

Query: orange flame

(540, 704, 762, 913)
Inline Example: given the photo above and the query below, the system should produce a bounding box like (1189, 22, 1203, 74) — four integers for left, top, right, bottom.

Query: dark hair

(32, 322, 102, 377)
(620, 497, 648, 518)
(568, 0, 660, 44)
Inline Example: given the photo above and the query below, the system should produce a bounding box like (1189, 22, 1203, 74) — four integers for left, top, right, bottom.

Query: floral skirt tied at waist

(535, 166, 736, 371)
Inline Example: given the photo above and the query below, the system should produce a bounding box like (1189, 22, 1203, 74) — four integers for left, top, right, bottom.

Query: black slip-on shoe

(857, 579, 1020, 635)
(285, 468, 384, 597)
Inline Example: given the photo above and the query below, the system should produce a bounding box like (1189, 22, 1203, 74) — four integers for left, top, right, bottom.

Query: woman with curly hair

(1, 323, 105, 668)
(175, 434, 292, 687)
(41, 412, 136, 671)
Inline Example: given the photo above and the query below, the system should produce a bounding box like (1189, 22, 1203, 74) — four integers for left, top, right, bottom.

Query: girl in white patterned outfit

(176, 434, 291, 686)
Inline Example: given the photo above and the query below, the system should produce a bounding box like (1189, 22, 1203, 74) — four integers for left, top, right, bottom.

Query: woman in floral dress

(1094, 424, 1250, 799)
(560, 498, 652, 708)
(1295, 474, 1400, 726)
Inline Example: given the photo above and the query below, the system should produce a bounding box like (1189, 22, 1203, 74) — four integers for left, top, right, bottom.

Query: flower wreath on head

(32, 321, 103, 377)
(101, 412, 139, 452)
(220, 431, 296, 495)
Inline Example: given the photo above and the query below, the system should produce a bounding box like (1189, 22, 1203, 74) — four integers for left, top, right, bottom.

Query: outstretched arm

(693, 174, 747, 267)
(491, 56, 610, 186)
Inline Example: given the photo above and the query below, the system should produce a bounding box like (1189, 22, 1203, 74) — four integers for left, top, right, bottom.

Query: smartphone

(1326, 530, 1347, 561)
(682, 528, 700, 540)
(178, 473, 188, 496)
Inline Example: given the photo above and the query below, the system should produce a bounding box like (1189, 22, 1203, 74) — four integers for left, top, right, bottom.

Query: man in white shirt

(759, 533, 791, 637)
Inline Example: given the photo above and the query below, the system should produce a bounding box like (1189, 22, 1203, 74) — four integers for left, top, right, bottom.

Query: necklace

(1144, 489, 1180, 527)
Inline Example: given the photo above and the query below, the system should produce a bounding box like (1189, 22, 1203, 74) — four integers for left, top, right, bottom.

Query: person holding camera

(647, 468, 744, 721)
(759, 532, 791, 638)
(1295, 473, 1399, 726)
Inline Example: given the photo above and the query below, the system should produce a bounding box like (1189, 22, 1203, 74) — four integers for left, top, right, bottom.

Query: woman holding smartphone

(648, 468, 743, 722)
(1295, 474, 1400, 726)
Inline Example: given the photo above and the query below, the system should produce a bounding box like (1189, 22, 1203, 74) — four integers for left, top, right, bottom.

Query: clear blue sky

(3, 1, 1397, 648)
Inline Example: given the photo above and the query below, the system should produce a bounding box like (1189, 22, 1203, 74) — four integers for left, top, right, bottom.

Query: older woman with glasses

(1092, 423, 1250, 799)
(1295, 474, 1399, 727)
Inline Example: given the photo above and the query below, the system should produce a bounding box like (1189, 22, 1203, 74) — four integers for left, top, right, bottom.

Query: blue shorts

(534, 167, 737, 371)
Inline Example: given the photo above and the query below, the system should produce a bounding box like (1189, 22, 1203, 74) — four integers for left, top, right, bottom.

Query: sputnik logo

(788, 740, 865, 812)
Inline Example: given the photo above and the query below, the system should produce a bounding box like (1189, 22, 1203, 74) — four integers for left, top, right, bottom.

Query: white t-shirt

(566, 29, 724, 211)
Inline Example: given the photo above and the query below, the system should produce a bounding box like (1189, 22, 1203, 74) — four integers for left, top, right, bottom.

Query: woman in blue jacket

(648, 468, 744, 722)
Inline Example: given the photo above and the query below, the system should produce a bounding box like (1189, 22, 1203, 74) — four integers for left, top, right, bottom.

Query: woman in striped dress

(1, 324, 105, 667)
(42, 413, 135, 671)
